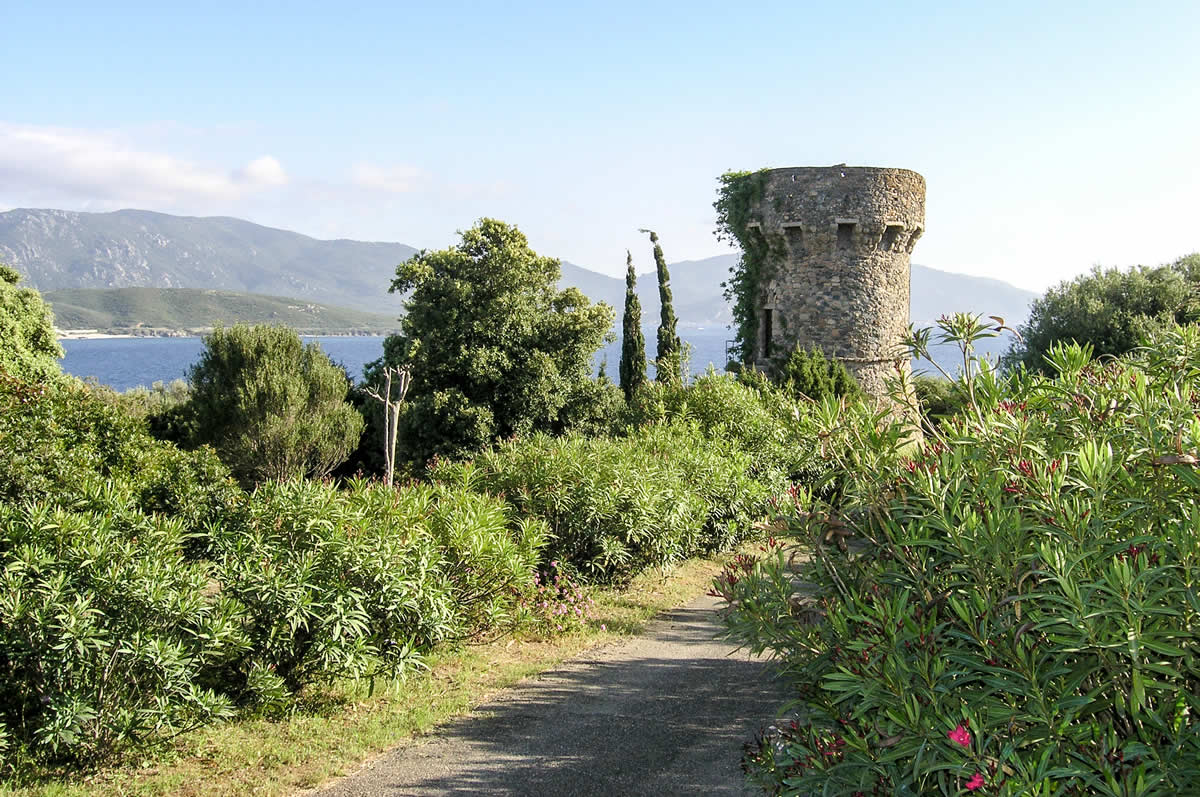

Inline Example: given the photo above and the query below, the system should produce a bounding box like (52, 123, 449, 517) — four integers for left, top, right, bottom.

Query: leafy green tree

(0, 263, 63, 380)
(1004, 254, 1200, 373)
(378, 219, 613, 464)
(642, 229, 681, 384)
(618, 250, 647, 400)
(186, 324, 364, 484)
(771, 344, 863, 402)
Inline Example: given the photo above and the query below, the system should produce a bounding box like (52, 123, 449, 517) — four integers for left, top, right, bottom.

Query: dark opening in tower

(762, 308, 773, 358)
(783, 224, 804, 257)
(836, 222, 855, 251)
(880, 224, 904, 251)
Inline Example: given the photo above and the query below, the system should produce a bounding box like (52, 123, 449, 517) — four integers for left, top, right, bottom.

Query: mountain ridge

(2, 207, 1036, 329)
(44, 287, 400, 334)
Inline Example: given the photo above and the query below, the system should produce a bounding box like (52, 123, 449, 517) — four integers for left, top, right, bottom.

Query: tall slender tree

(641, 229, 681, 384)
(618, 250, 647, 400)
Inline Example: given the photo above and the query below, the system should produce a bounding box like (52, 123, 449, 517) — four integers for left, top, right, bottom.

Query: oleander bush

(85, 378, 192, 421)
(0, 501, 245, 767)
(0, 477, 542, 770)
(720, 319, 1200, 795)
(208, 478, 543, 696)
(0, 371, 548, 770)
(621, 372, 820, 481)
(433, 419, 781, 582)
(0, 372, 244, 545)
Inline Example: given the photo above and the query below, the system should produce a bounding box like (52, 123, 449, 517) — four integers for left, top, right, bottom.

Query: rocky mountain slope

(44, 288, 400, 333)
(2, 208, 1036, 328)
(1, 208, 416, 314)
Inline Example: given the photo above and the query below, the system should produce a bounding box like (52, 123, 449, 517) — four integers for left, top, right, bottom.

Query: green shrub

(551, 375, 626, 438)
(0, 372, 243, 543)
(208, 478, 542, 695)
(1004, 254, 1200, 373)
(720, 323, 1200, 795)
(0, 263, 62, 382)
(433, 420, 779, 582)
(771, 344, 863, 403)
(912, 373, 969, 429)
(0, 501, 245, 766)
(377, 219, 613, 465)
(186, 324, 364, 485)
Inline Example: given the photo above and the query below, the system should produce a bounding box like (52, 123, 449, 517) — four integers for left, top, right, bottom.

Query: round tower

(744, 165, 925, 401)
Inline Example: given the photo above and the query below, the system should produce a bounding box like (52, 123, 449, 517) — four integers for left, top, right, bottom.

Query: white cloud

(350, 162, 424, 194)
(238, 155, 288, 186)
(0, 122, 287, 204)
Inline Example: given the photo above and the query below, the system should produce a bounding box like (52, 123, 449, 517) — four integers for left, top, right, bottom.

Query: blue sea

(58, 328, 1011, 392)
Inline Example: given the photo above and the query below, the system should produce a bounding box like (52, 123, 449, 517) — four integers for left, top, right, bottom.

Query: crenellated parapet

(741, 165, 926, 401)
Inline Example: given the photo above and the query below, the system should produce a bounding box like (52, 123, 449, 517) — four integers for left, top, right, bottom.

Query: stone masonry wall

(746, 166, 926, 401)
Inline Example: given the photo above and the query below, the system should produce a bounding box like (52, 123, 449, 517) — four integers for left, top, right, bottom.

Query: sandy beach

(56, 329, 140, 340)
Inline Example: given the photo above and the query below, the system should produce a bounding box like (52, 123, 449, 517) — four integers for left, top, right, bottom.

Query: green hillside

(45, 288, 401, 334)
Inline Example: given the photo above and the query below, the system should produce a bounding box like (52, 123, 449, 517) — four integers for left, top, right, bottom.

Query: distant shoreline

(57, 329, 392, 340)
(57, 330, 139, 340)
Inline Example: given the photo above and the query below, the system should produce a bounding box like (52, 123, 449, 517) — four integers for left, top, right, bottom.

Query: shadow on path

(312, 596, 790, 796)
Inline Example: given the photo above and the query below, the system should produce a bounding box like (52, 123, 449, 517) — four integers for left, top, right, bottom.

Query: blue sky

(2, 0, 1197, 291)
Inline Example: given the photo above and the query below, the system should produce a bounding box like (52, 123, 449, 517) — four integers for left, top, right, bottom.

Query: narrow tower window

(880, 224, 903, 251)
(836, 222, 855, 251)
(783, 224, 804, 257)
(905, 227, 924, 253)
(762, 309, 773, 358)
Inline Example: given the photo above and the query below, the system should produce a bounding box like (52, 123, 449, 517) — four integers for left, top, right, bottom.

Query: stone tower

(744, 165, 925, 400)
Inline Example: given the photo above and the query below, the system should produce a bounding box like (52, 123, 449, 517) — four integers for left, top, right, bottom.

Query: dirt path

(308, 592, 789, 796)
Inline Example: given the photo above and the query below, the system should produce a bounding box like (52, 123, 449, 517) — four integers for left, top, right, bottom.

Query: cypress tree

(642, 229, 681, 384)
(618, 250, 647, 400)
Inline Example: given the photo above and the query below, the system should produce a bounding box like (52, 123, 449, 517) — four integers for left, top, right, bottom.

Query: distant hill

(566, 252, 1036, 330)
(1, 208, 414, 314)
(44, 288, 400, 334)
(910, 265, 1035, 326)
(2, 208, 1036, 331)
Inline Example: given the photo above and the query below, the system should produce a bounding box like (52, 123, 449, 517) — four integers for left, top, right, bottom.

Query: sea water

(58, 329, 1009, 392)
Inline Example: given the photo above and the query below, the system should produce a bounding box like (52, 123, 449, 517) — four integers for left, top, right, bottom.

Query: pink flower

(965, 772, 985, 791)
(948, 724, 972, 748)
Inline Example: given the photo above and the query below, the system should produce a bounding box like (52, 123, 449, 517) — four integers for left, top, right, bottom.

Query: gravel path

(309, 592, 789, 796)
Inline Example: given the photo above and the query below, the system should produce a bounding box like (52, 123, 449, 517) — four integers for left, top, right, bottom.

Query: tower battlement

(744, 165, 925, 400)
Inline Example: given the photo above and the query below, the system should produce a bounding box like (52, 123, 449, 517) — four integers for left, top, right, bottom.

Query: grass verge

(3, 551, 737, 797)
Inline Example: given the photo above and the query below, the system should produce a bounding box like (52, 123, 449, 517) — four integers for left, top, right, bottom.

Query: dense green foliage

(913, 373, 970, 430)
(644, 230, 682, 385)
(1004, 254, 1200, 373)
(432, 419, 780, 583)
(209, 479, 542, 695)
(0, 372, 240, 538)
(378, 219, 613, 464)
(0, 263, 63, 381)
(44, 287, 400, 334)
(0, 373, 543, 771)
(0, 502, 245, 765)
(720, 322, 1200, 795)
(186, 324, 364, 485)
(626, 371, 816, 481)
(619, 250, 647, 400)
(714, 169, 772, 363)
(770, 344, 864, 403)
